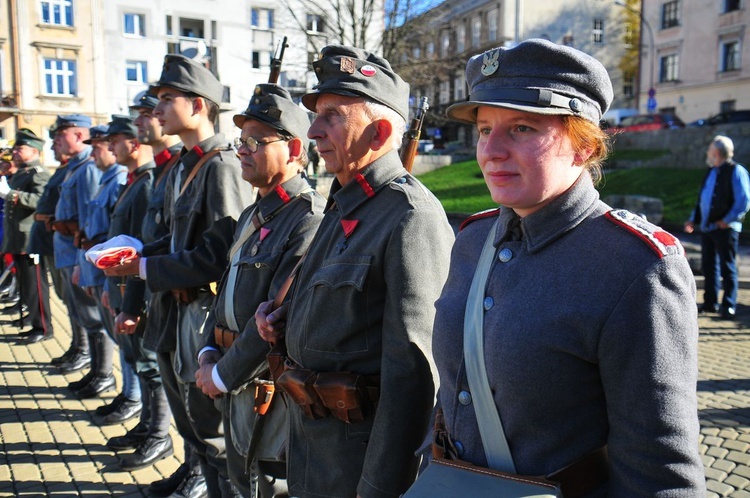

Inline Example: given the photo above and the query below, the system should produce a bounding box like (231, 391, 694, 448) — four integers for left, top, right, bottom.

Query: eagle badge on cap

(254, 86, 263, 95)
(340, 57, 356, 74)
(481, 50, 500, 76)
(360, 65, 376, 77)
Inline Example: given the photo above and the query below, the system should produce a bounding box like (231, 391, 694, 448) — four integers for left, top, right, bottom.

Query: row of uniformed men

(11, 42, 456, 498)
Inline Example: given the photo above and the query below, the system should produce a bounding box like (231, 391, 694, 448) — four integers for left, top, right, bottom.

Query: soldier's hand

(198, 349, 221, 368)
(195, 363, 222, 399)
(71, 265, 81, 286)
(0, 176, 10, 199)
(115, 312, 140, 335)
(684, 221, 695, 234)
(102, 256, 140, 277)
(101, 290, 115, 316)
(255, 300, 287, 343)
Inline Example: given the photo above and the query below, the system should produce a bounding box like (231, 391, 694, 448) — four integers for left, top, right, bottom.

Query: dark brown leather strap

(112, 169, 152, 213)
(214, 325, 239, 348)
(154, 153, 180, 190)
(178, 149, 223, 197)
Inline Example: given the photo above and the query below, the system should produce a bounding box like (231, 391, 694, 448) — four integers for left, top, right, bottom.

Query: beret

(54, 114, 92, 131)
(82, 125, 110, 144)
(302, 45, 410, 121)
(130, 90, 159, 110)
(234, 84, 310, 150)
(105, 115, 138, 138)
(447, 38, 613, 125)
(150, 54, 224, 105)
(15, 128, 45, 151)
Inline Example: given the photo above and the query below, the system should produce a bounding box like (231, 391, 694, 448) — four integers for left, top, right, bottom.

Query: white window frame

(471, 16, 481, 47)
(42, 58, 77, 96)
(454, 73, 465, 101)
(592, 18, 604, 44)
(659, 53, 679, 82)
(720, 39, 741, 72)
(441, 32, 450, 57)
(251, 8, 274, 29)
(41, 0, 73, 27)
(456, 24, 466, 53)
(426, 41, 435, 57)
(125, 60, 147, 83)
(123, 13, 145, 37)
(306, 13, 324, 33)
(488, 9, 498, 42)
(412, 45, 421, 59)
(439, 80, 450, 104)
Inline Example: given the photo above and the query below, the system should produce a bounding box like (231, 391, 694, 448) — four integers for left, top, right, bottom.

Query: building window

(721, 40, 741, 72)
(592, 18, 604, 44)
(456, 24, 465, 53)
(252, 51, 271, 69)
(439, 80, 450, 104)
(307, 51, 319, 69)
(307, 14, 324, 32)
(251, 8, 274, 29)
(661, 1, 679, 29)
(124, 13, 145, 37)
(659, 53, 679, 82)
(454, 73, 465, 101)
(623, 72, 635, 97)
(41, 0, 73, 27)
(488, 9, 498, 42)
(471, 16, 481, 47)
(426, 41, 435, 57)
(412, 45, 421, 59)
(720, 100, 736, 112)
(725, 0, 741, 12)
(441, 32, 450, 57)
(166, 15, 173, 35)
(126, 60, 147, 83)
(43, 58, 77, 96)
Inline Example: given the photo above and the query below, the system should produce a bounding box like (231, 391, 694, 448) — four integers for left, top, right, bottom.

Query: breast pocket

(232, 248, 282, 325)
(301, 255, 372, 354)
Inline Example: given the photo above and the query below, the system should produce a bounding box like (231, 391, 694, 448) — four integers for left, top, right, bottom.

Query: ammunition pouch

(276, 364, 330, 420)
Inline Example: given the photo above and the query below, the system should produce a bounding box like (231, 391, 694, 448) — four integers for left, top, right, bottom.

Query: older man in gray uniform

(0, 129, 52, 342)
(194, 83, 325, 497)
(104, 55, 253, 497)
(256, 45, 454, 498)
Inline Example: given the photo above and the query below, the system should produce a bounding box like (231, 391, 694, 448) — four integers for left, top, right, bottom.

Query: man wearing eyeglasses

(188, 83, 324, 497)
(103, 55, 252, 497)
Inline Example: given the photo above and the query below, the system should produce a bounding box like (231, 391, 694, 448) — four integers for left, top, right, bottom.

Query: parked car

(602, 108, 639, 128)
(615, 113, 686, 132)
(688, 110, 750, 127)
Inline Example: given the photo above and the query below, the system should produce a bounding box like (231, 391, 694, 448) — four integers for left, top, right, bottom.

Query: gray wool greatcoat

(282, 150, 455, 498)
(1, 160, 50, 254)
(205, 174, 325, 459)
(141, 134, 253, 356)
(431, 175, 706, 496)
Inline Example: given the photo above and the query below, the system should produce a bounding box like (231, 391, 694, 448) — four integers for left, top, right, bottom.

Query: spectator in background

(685, 135, 750, 319)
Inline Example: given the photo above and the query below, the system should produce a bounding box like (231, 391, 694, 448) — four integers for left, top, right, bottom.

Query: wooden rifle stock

(268, 36, 288, 84)
(400, 96, 429, 173)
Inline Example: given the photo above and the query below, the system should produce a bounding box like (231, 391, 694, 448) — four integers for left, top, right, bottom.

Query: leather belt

(34, 213, 53, 222)
(214, 325, 239, 348)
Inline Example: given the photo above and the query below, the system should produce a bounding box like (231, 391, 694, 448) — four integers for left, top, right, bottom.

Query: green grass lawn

(417, 160, 705, 227)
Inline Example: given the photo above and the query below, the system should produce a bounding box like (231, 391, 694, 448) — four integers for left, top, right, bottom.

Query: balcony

(0, 93, 20, 122)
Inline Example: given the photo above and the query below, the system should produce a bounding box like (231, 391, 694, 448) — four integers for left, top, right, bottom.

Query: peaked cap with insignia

(234, 84, 310, 150)
(53, 114, 92, 131)
(82, 125, 110, 144)
(129, 90, 160, 111)
(447, 38, 613, 125)
(301, 45, 410, 121)
(105, 115, 138, 139)
(14, 128, 45, 151)
(150, 54, 224, 105)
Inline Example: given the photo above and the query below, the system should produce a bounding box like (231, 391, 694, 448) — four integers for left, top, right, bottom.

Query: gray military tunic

(432, 175, 706, 496)
(1, 160, 50, 254)
(283, 150, 454, 498)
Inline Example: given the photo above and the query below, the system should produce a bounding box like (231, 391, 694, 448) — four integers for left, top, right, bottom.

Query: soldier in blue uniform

(426, 39, 706, 496)
(51, 115, 112, 398)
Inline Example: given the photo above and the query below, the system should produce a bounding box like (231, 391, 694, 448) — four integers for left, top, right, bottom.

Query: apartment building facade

(641, 0, 749, 122)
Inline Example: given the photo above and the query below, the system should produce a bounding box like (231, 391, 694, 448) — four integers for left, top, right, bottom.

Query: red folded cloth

(91, 247, 139, 269)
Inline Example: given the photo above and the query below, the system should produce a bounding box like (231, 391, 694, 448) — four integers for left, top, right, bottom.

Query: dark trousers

(13, 254, 52, 334)
(157, 350, 236, 497)
(702, 228, 740, 309)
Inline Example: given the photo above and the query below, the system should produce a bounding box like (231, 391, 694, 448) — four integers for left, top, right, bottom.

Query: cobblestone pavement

(2, 242, 750, 496)
(0, 291, 182, 497)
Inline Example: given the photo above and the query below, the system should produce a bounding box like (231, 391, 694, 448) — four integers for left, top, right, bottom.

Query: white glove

(0, 176, 10, 199)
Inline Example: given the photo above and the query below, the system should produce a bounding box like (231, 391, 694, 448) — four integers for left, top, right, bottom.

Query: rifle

(399, 96, 429, 173)
(268, 36, 288, 84)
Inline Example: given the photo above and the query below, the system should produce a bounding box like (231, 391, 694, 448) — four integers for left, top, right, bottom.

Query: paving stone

(708, 479, 737, 496)
(728, 451, 750, 466)
(706, 467, 730, 482)
(725, 474, 750, 490)
(725, 440, 750, 452)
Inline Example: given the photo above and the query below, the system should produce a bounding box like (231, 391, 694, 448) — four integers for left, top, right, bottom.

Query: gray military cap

(302, 45, 410, 121)
(129, 90, 160, 111)
(82, 125, 110, 144)
(54, 114, 93, 131)
(234, 84, 310, 150)
(150, 54, 224, 105)
(447, 38, 613, 125)
(15, 128, 45, 151)
(105, 115, 138, 138)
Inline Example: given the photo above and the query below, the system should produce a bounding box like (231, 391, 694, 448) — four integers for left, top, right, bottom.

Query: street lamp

(615, 0, 655, 113)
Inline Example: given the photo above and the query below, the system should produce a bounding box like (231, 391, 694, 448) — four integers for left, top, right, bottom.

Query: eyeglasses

(233, 136, 287, 153)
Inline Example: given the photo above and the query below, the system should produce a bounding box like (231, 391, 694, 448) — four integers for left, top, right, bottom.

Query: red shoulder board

(459, 208, 500, 232)
(605, 210, 684, 258)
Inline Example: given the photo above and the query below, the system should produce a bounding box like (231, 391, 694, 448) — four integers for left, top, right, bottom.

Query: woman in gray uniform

(430, 39, 705, 496)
